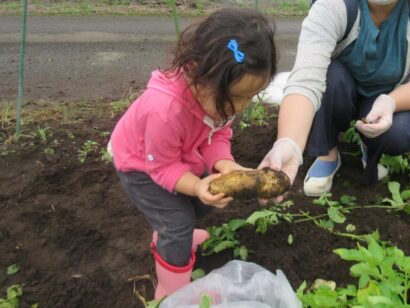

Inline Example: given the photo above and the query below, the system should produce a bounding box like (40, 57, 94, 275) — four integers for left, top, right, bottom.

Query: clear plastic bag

(160, 260, 302, 308)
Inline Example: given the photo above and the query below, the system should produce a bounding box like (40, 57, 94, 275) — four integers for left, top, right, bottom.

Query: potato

(361, 117, 370, 124)
(310, 279, 336, 291)
(209, 168, 291, 199)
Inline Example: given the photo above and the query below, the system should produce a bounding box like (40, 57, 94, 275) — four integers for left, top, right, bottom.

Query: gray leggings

(116, 170, 212, 267)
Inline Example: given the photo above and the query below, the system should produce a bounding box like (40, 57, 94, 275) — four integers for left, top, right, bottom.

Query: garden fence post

(166, 0, 180, 37)
(16, 0, 28, 137)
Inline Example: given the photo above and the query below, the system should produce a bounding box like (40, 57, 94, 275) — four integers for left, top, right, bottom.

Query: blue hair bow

(227, 39, 245, 63)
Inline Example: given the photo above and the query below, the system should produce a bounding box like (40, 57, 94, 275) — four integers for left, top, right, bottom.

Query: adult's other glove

(356, 94, 395, 138)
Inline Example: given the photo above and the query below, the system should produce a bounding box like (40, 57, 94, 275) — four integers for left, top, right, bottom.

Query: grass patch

(0, 96, 133, 144)
(0, 0, 309, 16)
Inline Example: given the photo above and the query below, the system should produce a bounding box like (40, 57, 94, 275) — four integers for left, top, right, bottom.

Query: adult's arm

(258, 94, 314, 187)
(277, 94, 315, 154)
(283, 0, 347, 113)
(259, 0, 348, 187)
(390, 81, 410, 112)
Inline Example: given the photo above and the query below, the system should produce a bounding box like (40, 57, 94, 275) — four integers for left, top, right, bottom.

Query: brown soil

(1, 101, 409, 307)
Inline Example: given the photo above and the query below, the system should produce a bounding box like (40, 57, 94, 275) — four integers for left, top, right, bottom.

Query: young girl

(109, 8, 277, 300)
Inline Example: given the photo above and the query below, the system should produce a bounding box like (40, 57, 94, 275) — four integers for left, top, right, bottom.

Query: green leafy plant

(303, 194, 385, 242)
(312, 193, 350, 227)
(340, 195, 357, 206)
(100, 148, 112, 164)
(287, 234, 294, 245)
(6, 264, 20, 275)
(240, 100, 273, 129)
(246, 201, 295, 234)
(43, 147, 55, 156)
(192, 268, 205, 281)
(78, 140, 99, 163)
(201, 219, 248, 260)
(37, 127, 49, 143)
(298, 240, 410, 307)
(199, 293, 212, 308)
(1, 104, 13, 129)
(0, 285, 23, 308)
(345, 224, 356, 233)
(66, 131, 75, 140)
(146, 291, 212, 308)
(340, 121, 361, 145)
(110, 100, 130, 118)
(193, 0, 206, 14)
(243, 190, 407, 244)
(382, 181, 410, 213)
(297, 280, 355, 307)
(380, 154, 410, 175)
(92, 128, 110, 138)
(146, 299, 161, 308)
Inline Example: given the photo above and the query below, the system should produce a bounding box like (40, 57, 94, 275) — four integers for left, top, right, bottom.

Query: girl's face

(199, 73, 270, 122)
(228, 73, 270, 115)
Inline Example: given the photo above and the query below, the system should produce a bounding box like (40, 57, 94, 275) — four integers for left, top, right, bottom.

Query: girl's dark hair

(166, 8, 277, 123)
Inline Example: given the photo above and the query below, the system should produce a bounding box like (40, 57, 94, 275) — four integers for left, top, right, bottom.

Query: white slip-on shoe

(303, 151, 341, 197)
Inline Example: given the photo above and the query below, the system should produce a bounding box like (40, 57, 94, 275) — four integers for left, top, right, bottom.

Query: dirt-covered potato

(209, 168, 291, 199)
(361, 117, 370, 124)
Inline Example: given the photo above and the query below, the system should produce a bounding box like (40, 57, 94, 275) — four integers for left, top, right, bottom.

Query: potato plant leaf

(227, 219, 247, 232)
(234, 245, 248, 261)
(287, 234, 293, 245)
(192, 268, 206, 281)
(312, 194, 330, 206)
(199, 293, 212, 308)
(357, 281, 381, 304)
(246, 210, 275, 225)
(334, 248, 363, 262)
(213, 240, 236, 253)
(368, 241, 384, 263)
(6, 264, 20, 275)
(327, 207, 346, 224)
(307, 241, 410, 306)
(340, 195, 356, 206)
(246, 209, 279, 234)
(146, 300, 160, 308)
(367, 295, 394, 306)
(201, 220, 246, 258)
(346, 224, 356, 233)
(318, 219, 334, 231)
(0, 285, 23, 308)
(380, 154, 409, 174)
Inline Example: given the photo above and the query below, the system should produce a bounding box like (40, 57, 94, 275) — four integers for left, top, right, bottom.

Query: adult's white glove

(258, 137, 303, 186)
(356, 94, 395, 138)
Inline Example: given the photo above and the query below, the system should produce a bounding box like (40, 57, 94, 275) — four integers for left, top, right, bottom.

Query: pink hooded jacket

(110, 70, 234, 193)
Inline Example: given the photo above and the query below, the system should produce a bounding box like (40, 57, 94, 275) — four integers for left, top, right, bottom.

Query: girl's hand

(194, 174, 233, 208)
(214, 159, 252, 174)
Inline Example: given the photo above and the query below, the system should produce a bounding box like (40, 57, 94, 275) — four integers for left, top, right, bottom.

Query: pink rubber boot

(152, 229, 210, 252)
(151, 243, 195, 300)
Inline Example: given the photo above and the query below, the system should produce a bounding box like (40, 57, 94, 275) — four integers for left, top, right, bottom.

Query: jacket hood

(147, 70, 207, 121)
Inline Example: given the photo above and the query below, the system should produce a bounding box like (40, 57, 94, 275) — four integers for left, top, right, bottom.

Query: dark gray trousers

(308, 60, 410, 184)
(116, 170, 212, 267)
